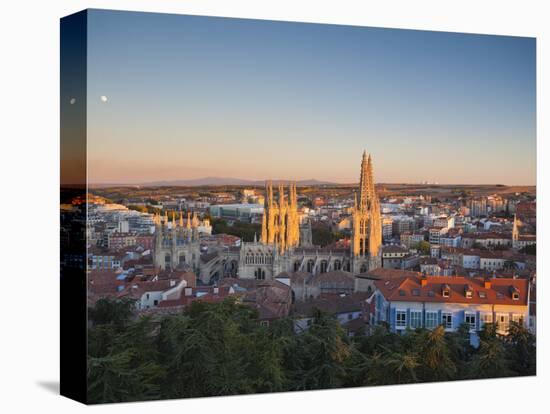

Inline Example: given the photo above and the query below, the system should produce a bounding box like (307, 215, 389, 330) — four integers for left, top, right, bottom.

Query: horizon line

(84, 179, 536, 187)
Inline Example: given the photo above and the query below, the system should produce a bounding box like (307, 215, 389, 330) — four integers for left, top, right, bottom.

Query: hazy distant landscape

(89, 182, 536, 203)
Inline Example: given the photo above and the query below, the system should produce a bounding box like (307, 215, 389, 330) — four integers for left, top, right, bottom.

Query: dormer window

(465, 284, 473, 299)
(442, 284, 450, 298)
(510, 286, 520, 301)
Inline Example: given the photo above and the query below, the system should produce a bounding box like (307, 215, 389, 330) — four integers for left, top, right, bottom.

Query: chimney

(420, 274, 428, 287)
(213, 287, 219, 295)
(170, 279, 176, 287)
(484, 279, 491, 289)
(184, 287, 193, 296)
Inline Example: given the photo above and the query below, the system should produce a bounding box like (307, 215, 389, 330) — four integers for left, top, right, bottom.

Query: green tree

(469, 323, 512, 379)
(381, 347, 420, 384)
(415, 240, 431, 255)
(504, 321, 536, 376)
(415, 326, 457, 381)
(445, 323, 475, 378)
(88, 316, 165, 403)
(157, 298, 286, 398)
(88, 297, 135, 327)
(284, 311, 354, 390)
(311, 227, 338, 247)
(211, 218, 261, 242)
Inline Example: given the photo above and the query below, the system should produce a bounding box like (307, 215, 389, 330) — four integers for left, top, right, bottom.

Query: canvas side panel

(60, 9, 88, 404)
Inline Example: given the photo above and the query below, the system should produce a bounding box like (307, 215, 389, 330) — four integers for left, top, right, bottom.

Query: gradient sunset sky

(86, 9, 536, 185)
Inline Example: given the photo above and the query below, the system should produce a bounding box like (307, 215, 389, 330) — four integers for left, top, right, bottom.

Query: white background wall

(0, 1, 548, 414)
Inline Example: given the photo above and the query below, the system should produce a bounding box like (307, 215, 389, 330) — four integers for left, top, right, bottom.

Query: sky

(84, 9, 536, 185)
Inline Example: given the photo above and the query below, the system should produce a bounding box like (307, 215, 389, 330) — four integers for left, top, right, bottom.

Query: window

(255, 268, 266, 280)
(153, 300, 158, 306)
(410, 311, 422, 328)
(481, 313, 493, 326)
(465, 313, 476, 331)
(496, 313, 509, 334)
(442, 312, 453, 329)
(348, 313, 353, 321)
(396, 310, 407, 328)
(512, 314, 524, 326)
(426, 312, 438, 329)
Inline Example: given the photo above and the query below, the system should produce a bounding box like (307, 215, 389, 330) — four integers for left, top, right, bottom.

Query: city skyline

(80, 10, 536, 185)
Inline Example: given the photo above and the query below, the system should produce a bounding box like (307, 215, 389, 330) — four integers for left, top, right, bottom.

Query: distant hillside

(139, 177, 337, 187)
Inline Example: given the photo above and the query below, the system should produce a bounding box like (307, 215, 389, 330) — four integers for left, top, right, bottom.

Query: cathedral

(154, 151, 382, 283)
(153, 210, 202, 273)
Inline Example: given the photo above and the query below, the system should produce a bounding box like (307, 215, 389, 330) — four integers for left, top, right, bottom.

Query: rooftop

(375, 276, 528, 306)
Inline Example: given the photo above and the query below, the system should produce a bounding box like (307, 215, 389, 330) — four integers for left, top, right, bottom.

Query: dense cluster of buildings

(83, 151, 536, 344)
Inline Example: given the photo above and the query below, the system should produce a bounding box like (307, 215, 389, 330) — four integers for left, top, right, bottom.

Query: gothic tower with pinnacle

(351, 151, 382, 273)
(260, 181, 300, 253)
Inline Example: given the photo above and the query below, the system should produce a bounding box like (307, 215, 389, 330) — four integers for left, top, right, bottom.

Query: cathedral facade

(190, 151, 383, 284)
(153, 211, 202, 273)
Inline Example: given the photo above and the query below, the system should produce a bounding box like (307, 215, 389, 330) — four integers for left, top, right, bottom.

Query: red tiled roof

(157, 286, 235, 308)
(375, 276, 528, 306)
(356, 268, 422, 280)
(292, 292, 370, 316)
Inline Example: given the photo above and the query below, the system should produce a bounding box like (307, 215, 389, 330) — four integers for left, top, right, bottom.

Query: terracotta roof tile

(375, 275, 528, 306)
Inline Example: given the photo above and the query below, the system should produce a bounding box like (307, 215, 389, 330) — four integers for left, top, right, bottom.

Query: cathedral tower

(351, 151, 382, 272)
(260, 181, 300, 253)
(512, 214, 519, 249)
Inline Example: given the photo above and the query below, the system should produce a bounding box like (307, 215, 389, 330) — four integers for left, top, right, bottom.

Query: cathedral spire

(352, 151, 382, 263)
(512, 214, 519, 242)
(367, 153, 375, 202)
(267, 180, 274, 207)
(359, 150, 370, 210)
(278, 183, 285, 207)
(261, 210, 267, 244)
(179, 211, 184, 228)
(278, 183, 286, 253)
(186, 211, 191, 229)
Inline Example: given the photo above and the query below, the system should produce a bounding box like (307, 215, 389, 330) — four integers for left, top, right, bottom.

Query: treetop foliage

(87, 297, 536, 404)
